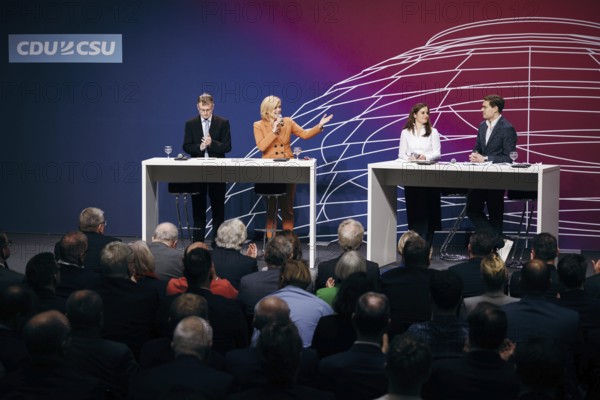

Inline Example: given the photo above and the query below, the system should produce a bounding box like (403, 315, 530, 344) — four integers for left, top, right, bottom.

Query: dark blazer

(0, 268, 25, 291)
(448, 257, 487, 298)
(423, 350, 520, 400)
(311, 314, 355, 359)
(238, 268, 280, 315)
(183, 114, 232, 158)
(380, 266, 435, 335)
(503, 295, 580, 348)
(128, 355, 233, 400)
(509, 263, 565, 299)
(212, 247, 258, 291)
(318, 342, 387, 400)
(65, 332, 138, 398)
(0, 327, 28, 375)
(584, 274, 600, 299)
(139, 336, 225, 371)
(315, 256, 380, 291)
(82, 232, 121, 273)
(55, 262, 101, 299)
(228, 384, 334, 400)
(553, 289, 600, 352)
(473, 116, 517, 163)
(224, 346, 319, 393)
(92, 276, 159, 358)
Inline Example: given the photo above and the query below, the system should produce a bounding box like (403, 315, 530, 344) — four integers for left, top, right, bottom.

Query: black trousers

(191, 182, 226, 242)
(466, 189, 505, 235)
(404, 186, 442, 239)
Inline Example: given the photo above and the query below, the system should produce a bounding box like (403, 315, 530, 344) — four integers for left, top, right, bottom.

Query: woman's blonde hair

(480, 253, 507, 290)
(260, 95, 281, 121)
(397, 230, 420, 256)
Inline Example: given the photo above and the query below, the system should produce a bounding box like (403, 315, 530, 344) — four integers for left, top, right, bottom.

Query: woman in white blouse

(398, 103, 442, 243)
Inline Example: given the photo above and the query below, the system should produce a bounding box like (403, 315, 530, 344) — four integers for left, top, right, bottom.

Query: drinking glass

(293, 146, 302, 159)
(509, 151, 518, 163)
(164, 145, 173, 158)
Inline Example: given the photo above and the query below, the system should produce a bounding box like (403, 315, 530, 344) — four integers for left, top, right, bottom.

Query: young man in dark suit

(182, 93, 232, 243)
(467, 94, 517, 235)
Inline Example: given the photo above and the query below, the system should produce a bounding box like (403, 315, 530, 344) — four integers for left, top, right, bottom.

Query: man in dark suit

(509, 232, 565, 298)
(318, 292, 389, 399)
(183, 93, 232, 243)
(0, 285, 31, 376)
(315, 219, 380, 290)
(467, 94, 517, 235)
(449, 228, 502, 298)
(92, 242, 159, 359)
(129, 316, 233, 400)
(238, 234, 292, 315)
(25, 252, 66, 316)
(55, 231, 100, 299)
(0, 233, 24, 289)
(423, 303, 519, 400)
(54, 207, 121, 273)
(381, 236, 434, 335)
(64, 290, 138, 398)
(148, 222, 184, 280)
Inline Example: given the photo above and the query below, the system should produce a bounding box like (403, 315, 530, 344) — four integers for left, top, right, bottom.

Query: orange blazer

(253, 118, 322, 158)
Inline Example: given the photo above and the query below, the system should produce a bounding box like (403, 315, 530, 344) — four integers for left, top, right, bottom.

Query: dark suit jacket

(0, 326, 28, 375)
(79, 232, 121, 273)
(380, 266, 435, 335)
(129, 355, 232, 400)
(584, 274, 600, 299)
(55, 262, 101, 299)
(448, 257, 487, 298)
(311, 314, 355, 359)
(238, 268, 280, 314)
(318, 342, 387, 400)
(0, 268, 24, 291)
(65, 331, 138, 397)
(315, 256, 380, 291)
(509, 263, 565, 299)
(224, 346, 319, 393)
(473, 116, 517, 163)
(148, 242, 184, 280)
(503, 294, 580, 349)
(183, 114, 232, 158)
(139, 336, 225, 371)
(212, 247, 258, 290)
(92, 276, 159, 358)
(228, 384, 334, 400)
(553, 289, 600, 353)
(423, 350, 519, 400)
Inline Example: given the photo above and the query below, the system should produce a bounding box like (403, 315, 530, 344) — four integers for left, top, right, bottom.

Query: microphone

(277, 114, 284, 127)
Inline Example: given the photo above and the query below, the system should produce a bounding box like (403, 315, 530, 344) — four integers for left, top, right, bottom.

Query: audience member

(229, 321, 334, 400)
(1, 310, 104, 399)
(225, 296, 319, 393)
(0, 285, 31, 375)
(280, 229, 303, 260)
(317, 250, 366, 306)
(555, 254, 600, 391)
(64, 290, 138, 397)
(212, 218, 258, 290)
(0, 231, 13, 270)
(376, 333, 432, 400)
(407, 270, 468, 359)
(25, 252, 66, 316)
(312, 271, 374, 359)
(423, 303, 519, 400)
(129, 316, 233, 400)
(318, 292, 389, 400)
(381, 236, 434, 336)
(55, 231, 100, 299)
(464, 253, 518, 314)
(160, 246, 248, 355)
(92, 242, 159, 358)
(74, 207, 121, 273)
(315, 219, 380, 290)
(148, 222, 184, 280)
(449, 228, 502, 297)
(584, 258, 600, 298)
(166, 241, 238, 299)
(238, 234, 292, 315)
(262, 259, 333, 347)
(0, 232, 25, 291)
(514, 336, 567, 400)
(509, 232, 565, 298)
(396, 230, 421, 268)
(129, 240, 168, 299)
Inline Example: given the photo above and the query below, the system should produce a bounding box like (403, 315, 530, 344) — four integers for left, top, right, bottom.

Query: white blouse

(398, 126, 441, 161)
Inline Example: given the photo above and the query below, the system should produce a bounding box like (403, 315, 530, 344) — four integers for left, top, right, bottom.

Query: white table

(142, 157, 317, 268)
(367, 161, 560, 266)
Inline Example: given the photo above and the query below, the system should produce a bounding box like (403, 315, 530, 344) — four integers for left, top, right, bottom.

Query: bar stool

(506, 190, 537, 268)
(254, 183, 287, 251)
(439, 188, 470, 261)
(167, 183, 202, 243)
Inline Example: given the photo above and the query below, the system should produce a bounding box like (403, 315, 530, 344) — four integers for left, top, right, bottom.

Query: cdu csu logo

(9, 34, 122, 63)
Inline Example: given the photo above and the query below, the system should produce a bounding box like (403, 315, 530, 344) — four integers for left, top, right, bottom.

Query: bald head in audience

(253, 296, 290, 331)
(23, 310, 70, 359)
(58, 231, 88, 266)
(520, 259, 551, 295)
(171, 316, 213, 362)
